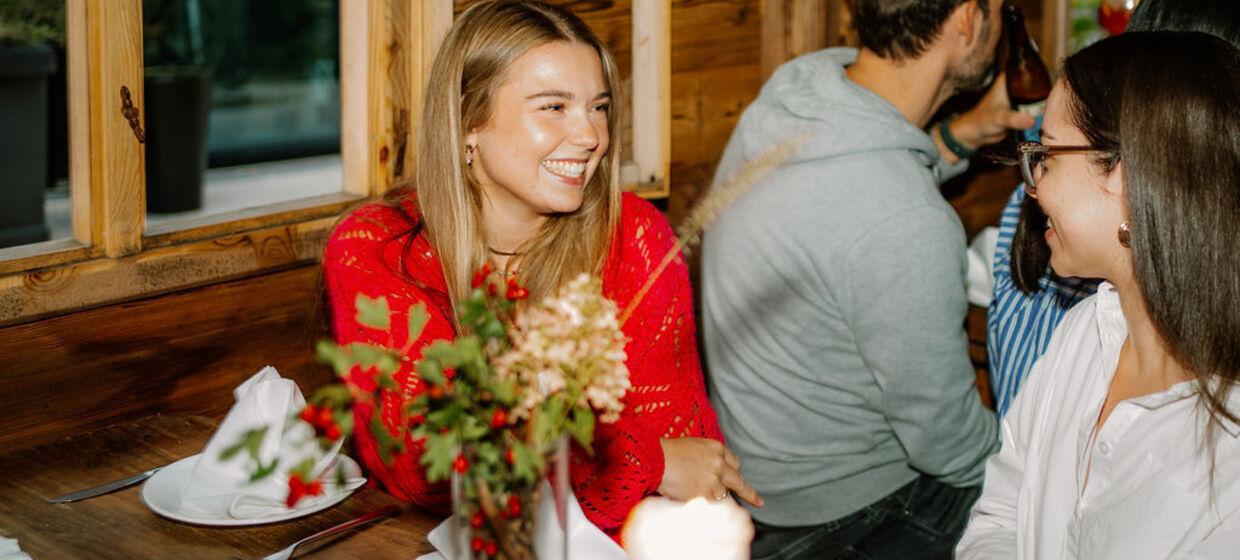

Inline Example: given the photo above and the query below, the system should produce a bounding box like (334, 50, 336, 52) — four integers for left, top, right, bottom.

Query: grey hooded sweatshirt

(702, 48, 999, 527)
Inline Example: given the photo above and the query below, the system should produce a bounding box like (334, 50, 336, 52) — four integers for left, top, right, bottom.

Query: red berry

(471, 264, 492, 289)
(286, 475, 306, 508)
(429, 385, 445, 399)
(507, 494, 522, 517)
(453, 454, 469, 474)
(443, 367, 456, 380)
(470, 538, 484, 552)
(408, 413, 426, 427)
(299, 405, 317, 424)
(470, 511, 485, 529)
(487, 283, 498, 297)
(306, 479, 323, 496)
(484, 541, 498, 556)
(491, 409, 507, 428)
(316, 408, 334, 429)
(325, 424, 341, 441)
(504, 448, 515, 465)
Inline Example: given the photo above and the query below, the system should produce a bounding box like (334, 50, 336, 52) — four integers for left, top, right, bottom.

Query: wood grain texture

(0, 266, 332, 451)
(632, 0, 671, 195)
(0, 216, 336, 326)
(87, 0, 145, 257)
(340, 0, 373, 198)
(68, 0, 93, 245)
(0, 415, 438, 559)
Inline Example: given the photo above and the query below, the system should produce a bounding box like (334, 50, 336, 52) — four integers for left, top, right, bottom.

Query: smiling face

(465, 41, 611, 224)
(1035, 81, 1129, 280)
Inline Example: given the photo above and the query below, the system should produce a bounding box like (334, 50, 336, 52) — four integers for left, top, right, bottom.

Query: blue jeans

(750, 476, 980, 560)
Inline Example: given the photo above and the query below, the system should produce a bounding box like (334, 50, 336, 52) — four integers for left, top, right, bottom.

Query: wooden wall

(1, 0, 1053, 450)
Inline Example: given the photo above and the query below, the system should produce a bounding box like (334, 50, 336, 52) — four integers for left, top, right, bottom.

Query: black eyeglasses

(1018, 141, 1114, 197)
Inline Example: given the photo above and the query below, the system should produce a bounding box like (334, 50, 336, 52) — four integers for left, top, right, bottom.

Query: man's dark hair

(847, 0, 990, 60)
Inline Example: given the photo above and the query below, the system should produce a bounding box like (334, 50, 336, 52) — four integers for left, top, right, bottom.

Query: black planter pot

(0, 43, 56, 249)
(144, 66, 211, 213)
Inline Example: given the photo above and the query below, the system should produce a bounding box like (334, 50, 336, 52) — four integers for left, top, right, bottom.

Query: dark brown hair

(1008, 0, 1240, 294)
(1060, 31, 1240, 437)
(847, 0, 990, 61)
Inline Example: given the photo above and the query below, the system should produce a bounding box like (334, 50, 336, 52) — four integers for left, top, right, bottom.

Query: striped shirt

(986, 187, 1098, 418)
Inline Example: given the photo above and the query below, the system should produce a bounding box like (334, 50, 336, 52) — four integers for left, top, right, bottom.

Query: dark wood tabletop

(0, 414, 440, 559)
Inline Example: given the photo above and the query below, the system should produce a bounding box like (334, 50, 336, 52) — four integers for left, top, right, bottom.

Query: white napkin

(177, 366, 366, 519)
(0, 537, 31, 560)
(623, 496, 753, 560)
(966, 226, 1000, 308)
(416, 481, 626, 560)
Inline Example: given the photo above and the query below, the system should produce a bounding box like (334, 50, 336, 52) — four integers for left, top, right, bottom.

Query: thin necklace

(488, 246, 523, 257)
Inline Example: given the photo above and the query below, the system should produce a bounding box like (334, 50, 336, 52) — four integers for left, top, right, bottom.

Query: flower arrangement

(223, 132, 807, 559)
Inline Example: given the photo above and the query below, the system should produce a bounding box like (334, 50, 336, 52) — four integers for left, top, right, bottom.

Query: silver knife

(47, 467, 161, 504)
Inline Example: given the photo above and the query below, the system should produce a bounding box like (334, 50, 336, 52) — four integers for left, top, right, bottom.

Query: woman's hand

(658, 437, 764, 507)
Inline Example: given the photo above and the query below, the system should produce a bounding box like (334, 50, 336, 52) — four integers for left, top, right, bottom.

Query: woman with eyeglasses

(985, 0, 1240, 420)
(956, 30, 1240, 559)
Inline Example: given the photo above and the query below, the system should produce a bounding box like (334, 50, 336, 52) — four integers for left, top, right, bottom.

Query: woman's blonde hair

(407, 0, 622, 318)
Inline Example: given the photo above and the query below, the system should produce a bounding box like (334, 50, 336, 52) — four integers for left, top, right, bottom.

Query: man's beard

(947, 25, 995, 93)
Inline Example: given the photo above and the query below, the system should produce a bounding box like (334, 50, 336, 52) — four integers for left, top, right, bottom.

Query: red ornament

(490, 408, 507, 428)
(470, 511, 485, 529)
(484, 541, 498, 556)
(453, 454, 469, 474)
(470, 538, 484, 552)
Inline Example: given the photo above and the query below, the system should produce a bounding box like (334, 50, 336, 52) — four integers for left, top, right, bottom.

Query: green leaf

(423, 337, 483, 369)
(416, 358, 445, 386)
(566, 408, 596, 452)
(369, 416, 401, 465)
(460, 414, 489, 441)
(511, 441, 543, 484)
(421, 431, 457, 483)
(426, 402, 463, 427)
(406, 303, 430, 346)
(355, 294, 391, 330)
(312, 384, 353, 408)
(220, 427, 268, 462)
(315, 340, 354, 375)
(249, 460, 279, 483)
(289, 457, 317, 478)
(534, 397, 566, 449)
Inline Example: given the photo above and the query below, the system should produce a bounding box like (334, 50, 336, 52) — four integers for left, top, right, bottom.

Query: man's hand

(938, 75, 1038, 162)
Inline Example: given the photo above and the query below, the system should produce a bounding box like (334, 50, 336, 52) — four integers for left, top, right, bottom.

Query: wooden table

(0, 415, 440, 559)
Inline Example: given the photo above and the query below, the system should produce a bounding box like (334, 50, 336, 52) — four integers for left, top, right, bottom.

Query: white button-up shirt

(958, 283, 1240, 559)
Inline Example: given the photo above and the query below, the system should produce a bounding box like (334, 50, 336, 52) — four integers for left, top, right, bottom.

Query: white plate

(140, 453, 362, 526)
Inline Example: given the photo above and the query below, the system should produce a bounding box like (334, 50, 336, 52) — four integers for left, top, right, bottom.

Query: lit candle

(622, 496, 753, 560)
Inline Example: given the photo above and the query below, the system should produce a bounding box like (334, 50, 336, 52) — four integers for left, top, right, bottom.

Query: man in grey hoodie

(702, 0, 1031, 558)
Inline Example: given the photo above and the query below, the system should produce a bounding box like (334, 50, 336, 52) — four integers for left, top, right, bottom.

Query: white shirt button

(1098, 441, 1113, 456)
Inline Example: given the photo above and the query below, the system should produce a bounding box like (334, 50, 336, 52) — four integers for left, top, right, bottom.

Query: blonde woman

(322, 0, 760, 539)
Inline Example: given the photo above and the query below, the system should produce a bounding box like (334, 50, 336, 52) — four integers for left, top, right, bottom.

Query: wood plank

(632, 0, 671, 197)
(87, 0, 145, 257)
(0, 217, 336, 326)
(0, 267, 332, 450)
(0, 240, 96, 276)
(67, 0, 93, 245)
(0, 415, 438, 558)
(142, 192, 364, 247)
(340, 0, 372, 197)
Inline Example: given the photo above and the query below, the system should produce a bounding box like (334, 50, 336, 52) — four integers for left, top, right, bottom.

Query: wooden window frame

(0, 0, 671, 327)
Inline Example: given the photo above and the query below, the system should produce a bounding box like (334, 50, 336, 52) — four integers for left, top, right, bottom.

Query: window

(0, 0, 670, 326)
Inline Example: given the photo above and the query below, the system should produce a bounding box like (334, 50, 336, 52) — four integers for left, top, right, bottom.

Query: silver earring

(465, 145, 474, 167)
(1118, 221, 1131, 248)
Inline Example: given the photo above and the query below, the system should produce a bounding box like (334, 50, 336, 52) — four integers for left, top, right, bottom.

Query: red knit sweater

(322, 192, 723, 537)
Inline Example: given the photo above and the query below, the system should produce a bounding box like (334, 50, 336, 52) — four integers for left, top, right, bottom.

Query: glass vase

(452, 436, 569, 560)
